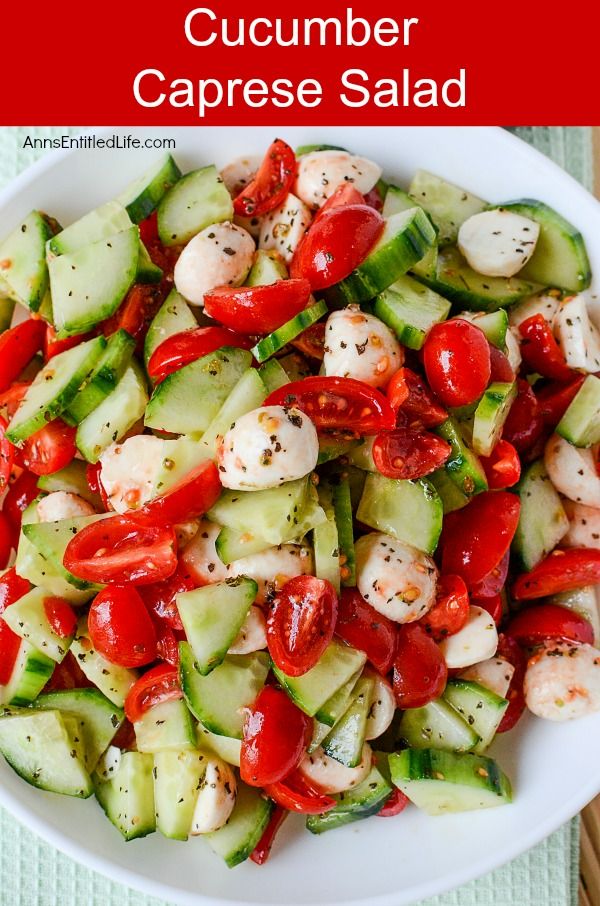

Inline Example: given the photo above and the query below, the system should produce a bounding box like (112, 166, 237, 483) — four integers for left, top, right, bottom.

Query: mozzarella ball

(504, 327, 522, 373)
(174, 222, 255, 306)
(298, 744, 372, 794)
(439, 606, 499, 669)
(355, 532, 438, 624)
(190, 756, 237, 834)
(525, 641, 600, 721)
(220, 155, 260, 196)
(545, 435, 600, 508)
(562, 500, 600, 550)
(553, 294, 600, 372)
(259, 193, 312, 263)
(365, 672, 396, 740)
(36, 491, 96, 523)
(508, 292, 561, 331)
(217, 405, 318, 490)
(323, 307, 403, 389)
(99, 435, 165, 513)
(295, 151, 382, 209)
(460, 656, 515, 699)
(458, 209, 540, 278)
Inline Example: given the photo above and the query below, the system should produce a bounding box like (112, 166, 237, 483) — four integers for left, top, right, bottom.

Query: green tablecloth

(0, 126, 592, 906)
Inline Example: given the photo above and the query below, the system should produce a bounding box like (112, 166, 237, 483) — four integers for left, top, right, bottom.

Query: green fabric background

(0, 126, 591, 906)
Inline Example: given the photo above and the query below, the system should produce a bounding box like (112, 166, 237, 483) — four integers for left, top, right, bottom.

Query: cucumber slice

(434, 417, 488, 498)
(151, 436, 211, 497)
(145, 347, 252, 435)
(76, 364, 149, 463)
(429, 468, 469, 514)
(472, 381, 517, 457)
(66, 329, 135, 424)
(117, 153, 182, 223)
(374, 276, 450, 350)
(332, 477, 356, 586)
(0, 295, 16, 331)
(1, 640, 55, 706)
(23, 513, 107, 592)
(317, 437, 358, 465)
(2, 586, 73, 663)
(176, 577, 257, 675)
(143, 289, 197, 369)
(0, 211, 54, 310)
(296, 143, 349, 156)
(322, 676, 373, 767)
(47, 201, 132, 256)
(50, 228, 139, 336)
(0, 709, 92, 797)
(356, 473, 442, 555)
(557, 375, 600, 447)
(512, 459, 569, 570)
(247, 248, 288, 286)
(251, 301, 327, 363)
(33, 689, 123, 772)
(6, 336, 106, 443)
(214, 527, 272, 564)
(457, 309, 509, 350)
(196, 723, 241, 766)
(398, 699, 479, 753)
(134, 698, 196, 754)
(258, 358, 289, 394)
(443, 679, 508, 754)
(325, 208, 436, 306)
(347, 436, 377, 473)
(306, 764, 391, 834)
(208, 476, 310, 546)
(313, 484, 341, 593)
(198, 368, 266, 459)
(157, 166, 233, 247)
(71, 618, 138, 707)
(94, 750, 155, 840)
(136, 241, 163, 284)
(389, 748, 512, 815)
(179, 642, 269, 739)
(381, 186, 439, 281)
(415, 246, 536, 311)
(315, 669, 363, 727)
(154, 748, 207, 840)
(491, 199, 591, 293)
(408, 170, 487, 246)
(273, 639, 366, 717)
(205, 781, 273, 868)
(37, 460, 102, 507)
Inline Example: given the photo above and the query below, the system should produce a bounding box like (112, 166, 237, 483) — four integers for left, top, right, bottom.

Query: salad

(0, 137, 599, 869)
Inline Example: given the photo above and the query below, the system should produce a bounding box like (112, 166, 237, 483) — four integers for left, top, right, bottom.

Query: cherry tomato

(267, 576, 338, 677)
(147, 327, 253, 384)
(86, 462, 110, 511)
(290, 205, 383, 291)
(393, 623, 448, 709)
(264, 769, 336, 815)
(377, 787, 410, 817)
(250, 807, 288, 865)
(512, 549, 600, 600)
(472, 593, 503, 626)
(421, 575, 470, 641)
(3, 469, 39, 537)
(488, 344, 515, 383)
(44, 651, 93, 691)
(0, 511, 13, 569)
(204, 279, 312, 335)
(21, 419, 77, 476)
(441, 491, 520, 588)
(139, 565, 195, 632)
(102, 284, 163, 346)
(43, 596, 77, 639)
(111, 719, 136, 750)
(290, 320, 326, 360)
(89, 586, 157, 667)
(63, 514, 178, 586)
(469, 550, 510, 599)
(502, 379, 544, 453)
(44, 325, 91, 361)
(387, 368, 447, 429)
(0, 319, 46, 393)
(364, 184, 385, 212)
(0, 568, 30, 684)
(154, 625, 183, 666)
(139, 211, 159, 246)
(519, 314, 572, 381)
(131, 460, 221, 528)
(480, 439, 521, 489)
(233, 139, 296, 217)
(372, 426, 451, 480)
(495, 633, 527, 733)
(265, 376, 396, 437)
(0, 415, 15, 494)
(125, 663, 183, 723)
(536, 375, 586, 428)
(0, 381, 30, 419)
(335, 588, 397, 675)
(315, 184, 365, 219)
(423, 320, 491, 408)
(506, 602, 594, 646)
(240, 686, 312, 787)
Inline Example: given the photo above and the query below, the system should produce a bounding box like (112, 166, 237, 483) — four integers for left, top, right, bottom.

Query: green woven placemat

(0, 126, 591, 906)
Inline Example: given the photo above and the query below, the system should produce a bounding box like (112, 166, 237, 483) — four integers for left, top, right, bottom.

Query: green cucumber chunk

(458, 309, 508, 350)
(144, 289, 197, 369)
(273, 639, 366, 717)
(322, 676, 373, 767)
(306, 763, 392, 834)
(153, 748, 207, 840)
(199, 368, 266, 459)
(313, 484, 341, 593)
(71, 618, 138, 707)
(48, 201, 132, 256)
(314, 669, 362, 727)
(398, 698, 479, 753)
(512, 459, 569, 571)
(66, 329, 135, 424)
(381, 185, 439, 281)
(374, 275, 450, 350)
(443, 679, 508, 754)
(33, 688, 123, 772)
(76, 363, 149, 463)
(209, 476, 312, 546)
(251, 301, 327, 363)
(196, 723, 241, 766)
(0, 211, 54, 310)
(1, 640, 55, 707)
(356, 473, 442, 555)
(135, 241, 163, 284)
(205, 781, 273, 867)
(117, 153, 182, 223)
(247, 249, 288, 286)
(157, 166, 233, 247)
(94, 750, 155, 840)
(557, 375, 600, 447)
(0, 295, 16, 331)
(408, 170, 486, 246)
(258, 358, 290, 394)
(134, 698, 196, 753)
(472, 381, 517, 457)
(429, 467, 469, 514)
(37, 460, 102, 508)
(2, 586, 73, 663)
(332, 478, 356, 586)
(434, 417, 488, 498)
(23, 513, 107, 592)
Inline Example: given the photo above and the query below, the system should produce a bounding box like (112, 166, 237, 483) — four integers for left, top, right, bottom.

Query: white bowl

(1, 126, 600, 906)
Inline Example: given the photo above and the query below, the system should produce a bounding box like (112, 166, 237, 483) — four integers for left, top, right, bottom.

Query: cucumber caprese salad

(0, 138, 599, 867)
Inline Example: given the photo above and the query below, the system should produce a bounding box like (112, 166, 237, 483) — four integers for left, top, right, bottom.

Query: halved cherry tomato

(423, 320, 491, 408)
(0, 511, 12, 570)
(154, 625, 183, 666)
(364, 184, 384, 212)
(147, 327, 253, 383)
(0, 381, 30, 419)
(111, 718, 136, 750)
(250, 806, 288, 865)
(387, 368, 447, 429)
(0, 319, 46, 393)
(88, 586, 157, 667)
(512, 549, 600, 600)
(139, 565, 195, 632)
(536, 375, 586, 428)
(0, 568, 30, 684)
(442, 491, 520, 588)
(480, 439, 521, 489)
(488, 344, 515, 383)
(264, 769, 336, 815)
(44, 325, 91, 361)
(290, 205, 384, 291)
(3, 469, 39, 538)
(495, 633, 527, 733)
(0, 415, 15, 493)
(316, 184, 365, 219)
(139, 211, 159, 246)
(377, 787, 410, 817)
(233, 138, 296, 217)
(469, 550, 510, 599)
(506, 602, 594, 646)
(204, 279, 312, 336)
(265, 376, 396, 437)
(393, 623, 448, 709)
(63, 514, 178, 586)
(44, 651, 93, 691)
(102, 284, 163, 346)
(240, 686, 312, 787)
(43, 596, 77, 639)
(502, 379, 544, 453)
(472, 593, 503, 626)
(519, 314, 572, 381)
(267, 575, 338, 677)
(86, 462, 111, 511)
(335, 588, 397, 675)
(21, 419, 77, 476)
(421, 575, 470, 641)
(290, 320, 326, 360)
(124, 663, 183, 723)
(131, 460, 221, 528)
(372, 426, 451, 480)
